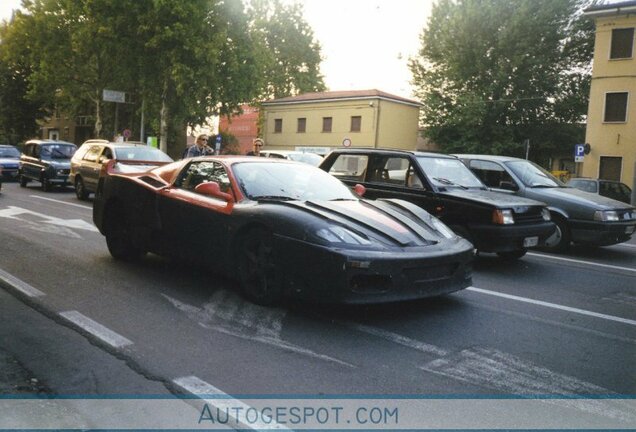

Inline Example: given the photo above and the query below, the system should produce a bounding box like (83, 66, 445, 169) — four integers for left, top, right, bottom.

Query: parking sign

(574, 144, 585, 162)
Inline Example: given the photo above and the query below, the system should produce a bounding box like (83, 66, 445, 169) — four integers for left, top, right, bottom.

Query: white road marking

(59, 311, 133, 348)
(173, 376, 290, 431)
(162, 292, 354, 368)
(467, 286, 636, 326)
(341, 322, 448, 357)
(29, 195, 92, 210)
(0, 206, 98, 232)
(0, 268, 45, 297)
(527, 252, 636, 274)
(420, 347, 636, 422)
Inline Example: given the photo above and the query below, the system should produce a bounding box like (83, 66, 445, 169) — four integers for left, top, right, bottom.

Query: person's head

(253, 140, 263, 155)
(196, 134, 208, 147)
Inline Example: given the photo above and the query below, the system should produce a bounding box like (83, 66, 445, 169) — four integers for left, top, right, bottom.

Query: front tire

(236, 228, 281, 306)
(75, 177, 89, 200)
(496, 249, 527, 260)
(543, 216, 570, 252)
(19, 175, 28, 187)
(40, 175, 52, 192)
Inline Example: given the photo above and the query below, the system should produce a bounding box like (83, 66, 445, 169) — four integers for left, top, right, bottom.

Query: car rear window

(114, 147, 173, 162)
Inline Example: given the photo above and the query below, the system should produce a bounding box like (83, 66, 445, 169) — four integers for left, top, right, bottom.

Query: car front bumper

(570, 219, 636, 246)
(274, 235, 474, 304)
(467, 221, 556, 253)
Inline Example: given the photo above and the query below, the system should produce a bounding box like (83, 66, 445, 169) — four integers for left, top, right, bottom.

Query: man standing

(185, 134, 214, 158)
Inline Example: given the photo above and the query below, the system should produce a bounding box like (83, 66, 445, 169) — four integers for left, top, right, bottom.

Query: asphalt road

(0, 182, 634, 415)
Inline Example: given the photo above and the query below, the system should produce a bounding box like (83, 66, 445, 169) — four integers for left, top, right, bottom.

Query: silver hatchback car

(70, 140, 173, 200)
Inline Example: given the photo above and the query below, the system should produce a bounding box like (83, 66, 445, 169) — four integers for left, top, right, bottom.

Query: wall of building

(262, 98, 420, 152)
(219, 104, 259, 154)
(583, 14, 636, 185)
(376, 99, 419, 150)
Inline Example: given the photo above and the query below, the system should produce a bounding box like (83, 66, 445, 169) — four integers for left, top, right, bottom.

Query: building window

(297, 118, 306, 133)
(350, 116, 361, 132)
(599, 156, 622, 182)
(322, 117, 332, 133)
(604, 92, 628, 122)
(274, 118, 282, 133)
(610, 28, 634, 59)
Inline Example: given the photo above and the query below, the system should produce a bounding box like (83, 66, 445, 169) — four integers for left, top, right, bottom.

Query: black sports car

(93, 157, 474, 305)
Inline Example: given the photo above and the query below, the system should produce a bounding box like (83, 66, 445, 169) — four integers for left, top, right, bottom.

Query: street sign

(103, 89, 126, 103)
(342, 138, 352, 147)
(215, 135, 222, 154)
(122, 128, 132, 139)
(574, 143, 585, 162)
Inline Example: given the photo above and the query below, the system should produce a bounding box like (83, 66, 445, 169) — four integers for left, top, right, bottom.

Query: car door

(158, 160, 234, 267)
(80, 145, 104, 191)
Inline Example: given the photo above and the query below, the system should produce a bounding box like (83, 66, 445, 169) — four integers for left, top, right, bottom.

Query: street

(1, 181, 635, 425)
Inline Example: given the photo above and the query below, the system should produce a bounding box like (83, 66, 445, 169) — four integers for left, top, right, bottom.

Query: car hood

(283, 198, 452, 247)
(46, 160, 71, 168)
(525, 186, 634, 211)
(439, 188, 546, 208)
(0, 158, 20, 165)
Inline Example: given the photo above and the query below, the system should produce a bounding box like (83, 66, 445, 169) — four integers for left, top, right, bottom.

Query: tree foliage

(0, 0, 324, 154)
(409, 0, 596, 158)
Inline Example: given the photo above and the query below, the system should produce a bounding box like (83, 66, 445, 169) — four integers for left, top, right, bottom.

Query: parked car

(455, 154, 636, 251)
(93, 157, 473, 305)
(319, 149, 555, 260)
(70, 139, 173, 200)
(260, 150, 323, 166)
(567, 178, 632, 204)
(0, 145, 21, 181)
(19, 139, 77, 191)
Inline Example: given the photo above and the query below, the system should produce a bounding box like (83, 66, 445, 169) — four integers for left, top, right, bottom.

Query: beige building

(260, 90, 421, 153)
(583, 1, 636, 186)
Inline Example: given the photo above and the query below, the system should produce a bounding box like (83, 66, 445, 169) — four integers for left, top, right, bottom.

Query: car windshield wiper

(432, 177, 468, 190)
(529, 183, 556, 188)
(329, 198, 356, 201)
(253, 195, 296, 201)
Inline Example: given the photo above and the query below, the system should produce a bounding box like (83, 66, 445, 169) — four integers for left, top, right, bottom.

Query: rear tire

(236, 228, 281, 306)
(105, 206, 145, 261)
(75, 177, 89, 200)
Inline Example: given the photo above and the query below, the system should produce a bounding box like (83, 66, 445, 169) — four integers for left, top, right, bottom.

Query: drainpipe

(373, 100, 381, 148)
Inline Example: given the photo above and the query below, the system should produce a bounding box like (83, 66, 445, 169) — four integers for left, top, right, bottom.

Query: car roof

(329, 147, 455, 159)
(81, 139, 148, 148)
(26, 139, 76, 146)
(453, 154, 521, 162)
(0, 144, 18, 148)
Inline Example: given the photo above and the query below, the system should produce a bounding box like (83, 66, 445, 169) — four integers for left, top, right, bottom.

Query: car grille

(403, 263, 458, 282)
(514, 208, 544, 224)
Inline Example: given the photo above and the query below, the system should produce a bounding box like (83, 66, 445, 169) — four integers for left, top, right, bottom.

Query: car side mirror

(353, 184, 366, 197)
(194, 181, 234, 203)
(498, 181, 518, 191)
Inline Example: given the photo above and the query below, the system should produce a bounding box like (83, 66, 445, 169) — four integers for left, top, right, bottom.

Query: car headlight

(316, 226, 371, 245)
(57, 169, 66, 175)
(492, 209, 514, 225)
(541, 208, 551, 221)
(430, 217, 456, 239)
(594, 210, 620, 222)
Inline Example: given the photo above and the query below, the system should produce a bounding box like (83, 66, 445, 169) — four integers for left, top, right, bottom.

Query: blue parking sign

(574, 144, 585, 157)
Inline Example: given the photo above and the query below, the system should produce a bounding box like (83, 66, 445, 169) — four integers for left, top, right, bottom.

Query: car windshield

(40, 144, 76, 159)
(233, 162, 356, 201)
(114, 147, 173, 162)
(506, 160, 564, 188)
(0, 147, 20, 158)
(286, 152, 323, 166)
(416, 156, 484, 188)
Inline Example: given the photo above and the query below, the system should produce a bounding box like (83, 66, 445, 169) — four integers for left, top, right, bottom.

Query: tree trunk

(159, 79, 169, 153)
(95, 91, 102, 138)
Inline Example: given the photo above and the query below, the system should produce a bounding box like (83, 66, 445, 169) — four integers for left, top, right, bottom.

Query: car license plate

(626, 226, 635, 234)
(523, 236, 539, 247)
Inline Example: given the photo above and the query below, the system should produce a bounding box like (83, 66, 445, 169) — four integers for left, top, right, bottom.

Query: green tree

(247, 0, 326, 99)
(409, 0, 595, 158)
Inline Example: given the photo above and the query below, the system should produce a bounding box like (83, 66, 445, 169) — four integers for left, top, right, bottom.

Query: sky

(0, 0, 433, 99)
